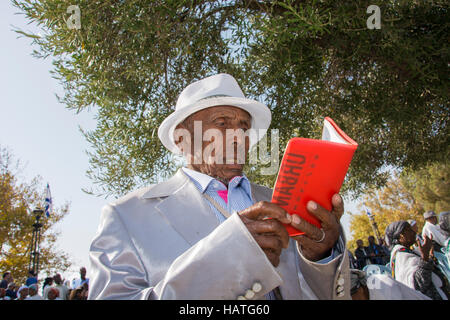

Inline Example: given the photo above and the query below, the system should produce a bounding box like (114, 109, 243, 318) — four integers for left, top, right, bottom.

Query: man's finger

(290, 214, 324, 241)
(331, 194, 344, 221)
(246, 219, 289, 248)
(253, 235, 283, 254)
(239, 201, 292, 224)
(295, 234, 318, 248)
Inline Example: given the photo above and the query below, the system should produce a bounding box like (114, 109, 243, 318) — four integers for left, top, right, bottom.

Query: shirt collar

(181, 167, 251, 194)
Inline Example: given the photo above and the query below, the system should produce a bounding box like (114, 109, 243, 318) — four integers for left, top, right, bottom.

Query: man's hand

(238, 201, 292, 267)
(290, 194, 344, 261)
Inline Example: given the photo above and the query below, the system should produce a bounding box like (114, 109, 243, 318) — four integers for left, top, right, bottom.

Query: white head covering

(17, 285, 28, 295)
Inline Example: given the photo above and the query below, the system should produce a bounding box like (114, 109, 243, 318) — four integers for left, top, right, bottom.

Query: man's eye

(215, 120, 226, 126)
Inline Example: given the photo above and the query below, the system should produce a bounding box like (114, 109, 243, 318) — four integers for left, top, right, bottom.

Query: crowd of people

(348, 210, 450, 300)
(1, 208, 449, 300)
(0, 267, 89, 300)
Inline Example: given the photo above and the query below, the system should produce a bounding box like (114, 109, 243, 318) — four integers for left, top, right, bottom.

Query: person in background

(5, 282, 17, 300)
(385, 220, 450, 300)
(422, 211, 449, 251)
(0, 272, 13, 289)
(53, 274, 69, 300)
(81, 282, 89, 300)
(25, 270, 38, 287)
(46, 287, 61, 300)
(71, 267, 89, 289)
(439, 211, 450, 266)
(0, 288, 9, 300)
(63, 279, 71, 288)
(354, 239, 371, 269)
(438, 211, 450, 239)
(408, 220, 423, 244)
(69, 286, 84, 300)
(42, 277, 53, 299)
(367, 236, 385, 265)
(26, 284, 43, 300)
(15, 286, 29, 300)
(378, 239, 391, 265)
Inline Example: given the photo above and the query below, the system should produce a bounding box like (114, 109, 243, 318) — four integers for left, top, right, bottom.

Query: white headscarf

(17, 285, 28, 296)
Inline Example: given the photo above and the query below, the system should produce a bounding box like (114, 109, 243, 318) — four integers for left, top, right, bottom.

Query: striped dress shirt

(182, 167, 277, 300)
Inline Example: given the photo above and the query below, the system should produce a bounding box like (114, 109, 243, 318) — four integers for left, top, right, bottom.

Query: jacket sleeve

(296, 225, 351, 300)
(88, 205, 283, 300)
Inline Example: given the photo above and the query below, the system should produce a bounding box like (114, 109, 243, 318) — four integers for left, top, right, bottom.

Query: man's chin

(222, 163, 245, 177)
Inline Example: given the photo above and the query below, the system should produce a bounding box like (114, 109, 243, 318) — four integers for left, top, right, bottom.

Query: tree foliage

(401, 160, 450, 213)
(11, 0, 449, 197)
(347, 161, 449, 251)
(0, 146, 71, 285)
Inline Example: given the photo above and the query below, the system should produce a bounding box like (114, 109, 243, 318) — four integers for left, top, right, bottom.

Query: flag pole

(364, 204, 383, 245)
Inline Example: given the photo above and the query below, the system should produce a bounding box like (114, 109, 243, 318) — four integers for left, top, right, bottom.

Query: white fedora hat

(158, 73, 272, 154)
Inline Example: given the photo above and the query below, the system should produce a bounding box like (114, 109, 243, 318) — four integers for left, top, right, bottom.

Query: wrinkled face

(175, 105, 251, 184)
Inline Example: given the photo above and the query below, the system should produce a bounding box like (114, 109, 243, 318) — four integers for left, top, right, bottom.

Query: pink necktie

(217, 190, 228, 204)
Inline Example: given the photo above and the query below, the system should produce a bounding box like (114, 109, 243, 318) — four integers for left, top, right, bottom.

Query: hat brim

(158, 97, 272, 154)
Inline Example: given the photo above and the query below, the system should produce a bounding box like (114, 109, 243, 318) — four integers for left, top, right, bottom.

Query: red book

(271, 117, 358, 236)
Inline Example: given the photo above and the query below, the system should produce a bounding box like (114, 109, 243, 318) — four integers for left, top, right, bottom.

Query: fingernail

(308, 201, 317, 210)
(292, 214, 301, 224)
(333, 194, 341, 203)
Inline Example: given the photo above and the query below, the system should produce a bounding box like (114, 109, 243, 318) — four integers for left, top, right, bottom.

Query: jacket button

(337, 277, 345, 286)
(252, 282, 262, 293)
(337, 291, 345, 298)
(237, 295, 247, 300)
(336, 285, 344, 294)
(244, 290, 255, 299)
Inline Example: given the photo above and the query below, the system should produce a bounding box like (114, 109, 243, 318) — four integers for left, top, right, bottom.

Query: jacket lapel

(144, 169, 219, 246)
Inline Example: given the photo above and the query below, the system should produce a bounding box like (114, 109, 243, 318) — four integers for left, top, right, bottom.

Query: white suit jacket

(88, 169, 351, 300)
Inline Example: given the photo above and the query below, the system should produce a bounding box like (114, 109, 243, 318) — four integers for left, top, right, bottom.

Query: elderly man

(89, 73, 350, 300)
(422, 211, 449, 251)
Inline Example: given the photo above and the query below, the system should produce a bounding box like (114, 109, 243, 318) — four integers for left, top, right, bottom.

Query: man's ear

(174, 123, 193, 159)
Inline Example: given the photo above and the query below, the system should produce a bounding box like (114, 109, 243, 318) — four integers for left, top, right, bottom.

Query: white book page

(321, 119, 350, 144)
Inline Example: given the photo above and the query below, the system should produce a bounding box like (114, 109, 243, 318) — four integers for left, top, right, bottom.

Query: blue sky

(1, 1, 107, 282)
(0, 1, 357, 283)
